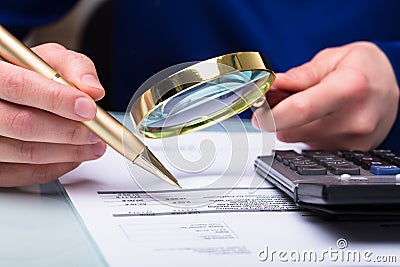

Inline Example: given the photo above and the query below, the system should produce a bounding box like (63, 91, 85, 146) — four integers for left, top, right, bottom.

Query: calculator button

(353, 156, 373, 166)
(282, 156, 306, 166)
(343, 151, 368, 161)
(337, 150, 352, 158)
(392, 158, 400, 166)
(320, 159, 347, 167)
(297, 165, 327, 175)
(274, 150, 299, 162)
(381, 153, 400, 165)
(313, 156, 342, 165)
(289, 160, 317, 171)
(325, 160, 349, 166)
(328, 164, 361, 175)
(371, 149, 392, 155)
(361, 159, 388, 170)
(302, 150, 335, 159)
(370, 165, 400, 175)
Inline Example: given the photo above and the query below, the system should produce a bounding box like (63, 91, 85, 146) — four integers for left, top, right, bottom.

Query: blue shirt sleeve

(374, 41, 400, 150)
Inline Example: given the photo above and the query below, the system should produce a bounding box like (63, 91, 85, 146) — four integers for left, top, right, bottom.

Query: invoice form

(61, 127, 400, 267)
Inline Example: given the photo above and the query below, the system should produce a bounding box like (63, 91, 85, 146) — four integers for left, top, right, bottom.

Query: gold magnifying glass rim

(130, 51, 275, 138)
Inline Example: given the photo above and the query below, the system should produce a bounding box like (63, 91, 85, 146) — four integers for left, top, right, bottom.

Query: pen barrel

(0, 25, 144, 162)
(84, 107, 145, 161)
(0, 25, 56, 78)
(51, 74, 145, 162)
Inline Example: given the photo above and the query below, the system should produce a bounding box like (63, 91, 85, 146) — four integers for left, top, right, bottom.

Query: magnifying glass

(129, 52, 275, 138)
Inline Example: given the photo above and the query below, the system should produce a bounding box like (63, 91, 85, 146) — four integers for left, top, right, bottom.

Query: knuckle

(9, 110, 35, 139)
(32, 166, 53, 184)
(291, 100, 312, 123)
(314, 46, 341, 60)
(337, 70, 370, 104)
(32, 163, 80, 184)
(73, 146, 83, 160)
(320, 47, 336, 55)
(2, 72, 29, 102)
(305, 67, 319, 83)
(34, 42, 66, 54)
(63, 52, 94, 69)
(45, 42, 66, 51)
(289, 63, 319, 83)
(349, 116, 376, 135)
(18, 141, 36, 163)
(46, 86, 64, 112)
(0, 164, 11, 186)
(276, 131, 291, 142)
(72, 145, 89, 161)
(345, 70, 369, 96)
(65, 123, 86, 144)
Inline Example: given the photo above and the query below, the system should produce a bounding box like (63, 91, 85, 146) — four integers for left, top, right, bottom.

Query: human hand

(0, 43, 107, 186)
(253, 41, 399, 151)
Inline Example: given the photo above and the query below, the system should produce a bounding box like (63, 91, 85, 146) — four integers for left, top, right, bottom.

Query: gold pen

(0, 25, 180, 187)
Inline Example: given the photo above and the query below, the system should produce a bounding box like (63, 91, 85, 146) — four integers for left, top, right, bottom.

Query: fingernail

(89, 132, 102, 143)
(82, 74, 104, 89)
(93, 142, 107, 156)
(74, 97, 96, 119)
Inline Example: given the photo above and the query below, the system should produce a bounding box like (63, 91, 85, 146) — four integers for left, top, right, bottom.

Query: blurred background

(25, 0, 115, 109)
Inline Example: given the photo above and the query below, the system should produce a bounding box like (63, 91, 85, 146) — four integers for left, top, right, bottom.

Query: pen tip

(134, 147, 181, 187)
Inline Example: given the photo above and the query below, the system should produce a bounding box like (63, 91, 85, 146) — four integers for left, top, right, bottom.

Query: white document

(61, 127, 400, 267)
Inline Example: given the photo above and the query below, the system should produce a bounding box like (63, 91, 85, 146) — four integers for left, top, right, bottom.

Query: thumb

(32, 43, 105, 101)
(272, 46, 347, 91)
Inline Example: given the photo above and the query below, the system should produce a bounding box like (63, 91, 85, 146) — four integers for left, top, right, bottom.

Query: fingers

(275, 112, 376, 149)
(0, 162, 81, 187)
(258, 67, 368, 131)
(253, 42, 399, 151)
(252, 89, 293, 130)
(0, 100, 102, 144)
(251, 106, 275, 132)
(275, 91, 390, 151)
(278, 129, 379, 151)
(0, 61, 98, 121)
(0, 43, 108, 187)
(0, 136, 106, 164)
(32, 43, 105, 101)
(253, 46, 350, 132)
(272, 46, 348, 91)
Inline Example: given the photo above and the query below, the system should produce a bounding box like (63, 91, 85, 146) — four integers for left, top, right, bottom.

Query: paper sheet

(61, 128, 400, 267)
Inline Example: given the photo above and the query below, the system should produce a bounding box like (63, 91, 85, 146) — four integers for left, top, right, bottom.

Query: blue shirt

(1, 0, 400, 148)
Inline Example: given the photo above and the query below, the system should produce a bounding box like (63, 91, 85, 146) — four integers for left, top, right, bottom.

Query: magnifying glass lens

(140, 70, 272, 138)
(131, 52, 275, 138)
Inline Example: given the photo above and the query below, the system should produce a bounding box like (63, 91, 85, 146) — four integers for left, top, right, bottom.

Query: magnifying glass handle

(264, 89, 295, 108)
(0, 24, 180, 187)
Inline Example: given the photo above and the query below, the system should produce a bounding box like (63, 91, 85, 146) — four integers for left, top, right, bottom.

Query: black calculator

(255, 149, 400, 219)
